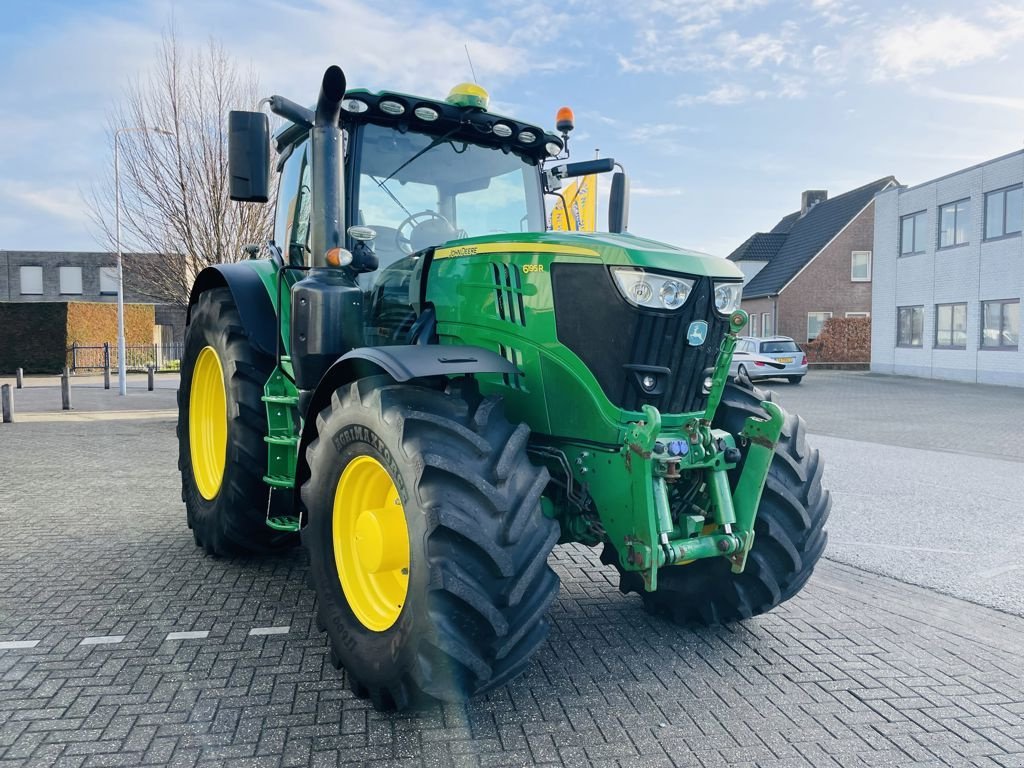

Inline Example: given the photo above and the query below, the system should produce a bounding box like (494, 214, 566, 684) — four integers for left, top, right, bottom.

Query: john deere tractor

(178, 65, 829, 710)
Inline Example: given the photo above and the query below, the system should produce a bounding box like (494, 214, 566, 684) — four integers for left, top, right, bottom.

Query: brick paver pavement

(1, 419, 1023, 767)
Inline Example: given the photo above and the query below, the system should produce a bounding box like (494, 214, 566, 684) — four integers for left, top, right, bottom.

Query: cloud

(619, 25, 800, 74)
(679, 83, 756, 106)
(873, 7, 1024, 80)
(677, 76, 806, 106)
(808, 0, 852, 26)
(0, 181, 91, 224)
(614, 0, 798, 75)
(922, 87, 1024, 112)
(631, 185, 685, 197)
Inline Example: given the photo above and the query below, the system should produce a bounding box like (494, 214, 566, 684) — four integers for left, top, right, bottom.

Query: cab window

(274, 141, 311, 264)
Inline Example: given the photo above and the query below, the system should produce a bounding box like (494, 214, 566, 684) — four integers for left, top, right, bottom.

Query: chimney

(801, 189, 827, 216)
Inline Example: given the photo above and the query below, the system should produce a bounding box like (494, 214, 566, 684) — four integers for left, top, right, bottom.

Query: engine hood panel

(431, 231, 743, 280)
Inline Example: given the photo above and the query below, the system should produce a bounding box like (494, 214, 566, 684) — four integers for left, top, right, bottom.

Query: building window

(807, 312, 832, 342)
(897, 306, 924, 347)
(900, 211, 927, 255)
(748, 313, 759, 337)
(851, 250, 871, 281)
(19, 266, 43, 295)
(935, 303, 967, 349)
(845, 312, 870, 318)
(99, 267, 119, 295)
(984, 185, 1023, 240)
(59, 266, 83, 295)
(938, 198, 971, 248)
(981, 299, 1019, 350)
(762, 312, 773, 337)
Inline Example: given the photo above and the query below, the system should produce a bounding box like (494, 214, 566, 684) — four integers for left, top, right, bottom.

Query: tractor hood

(433, 231, 744, 280)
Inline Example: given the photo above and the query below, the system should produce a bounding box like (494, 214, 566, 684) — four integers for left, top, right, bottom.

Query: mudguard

(292, 344, 518, 515)
(187, 263, 278, 357)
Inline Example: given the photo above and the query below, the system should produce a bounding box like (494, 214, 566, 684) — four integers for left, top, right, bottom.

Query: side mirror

(609, 171, 630, 233)
(228, 110, 270, 203)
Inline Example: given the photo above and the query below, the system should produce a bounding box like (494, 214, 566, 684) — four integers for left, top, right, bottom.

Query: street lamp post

(114, 126, 172, 396)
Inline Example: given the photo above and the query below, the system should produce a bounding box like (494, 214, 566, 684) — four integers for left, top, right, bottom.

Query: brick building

(872, 150, 1022, 387)
(728, 177, 897, 342)
(0, 250, 185, 342)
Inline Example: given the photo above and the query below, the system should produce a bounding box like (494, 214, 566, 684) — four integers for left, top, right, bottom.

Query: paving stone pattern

(1, 420, 1024, 767)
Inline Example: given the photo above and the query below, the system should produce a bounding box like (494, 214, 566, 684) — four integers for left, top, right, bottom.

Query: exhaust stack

(310, 65, 347, 267)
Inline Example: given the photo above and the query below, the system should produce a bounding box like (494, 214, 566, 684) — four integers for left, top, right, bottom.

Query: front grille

(551, 263, 729, 415)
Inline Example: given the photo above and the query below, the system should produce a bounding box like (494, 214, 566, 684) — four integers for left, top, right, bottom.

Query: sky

(1, 0, 1023, 258)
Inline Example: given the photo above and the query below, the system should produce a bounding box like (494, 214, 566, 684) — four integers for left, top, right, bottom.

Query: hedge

(803, 317, 871, 363)
(0, 302, 155, 374)
(0, 303, 68, 373)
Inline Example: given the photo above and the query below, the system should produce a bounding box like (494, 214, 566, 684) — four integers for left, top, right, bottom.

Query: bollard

(61, 367, 71, 411)
(1, 384, 12, 423)
(147, 365, 155, 392)
(16, 368, 23, 389)
(104, 365, 110, 390)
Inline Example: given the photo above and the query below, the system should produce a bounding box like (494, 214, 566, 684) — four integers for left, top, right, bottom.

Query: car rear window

(760, 341, 801, 353)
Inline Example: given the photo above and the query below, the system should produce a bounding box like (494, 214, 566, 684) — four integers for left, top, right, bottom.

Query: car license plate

(777, 357, 793, 363)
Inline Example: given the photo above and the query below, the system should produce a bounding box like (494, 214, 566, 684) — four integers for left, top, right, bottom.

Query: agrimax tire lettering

(331, 425, 409, 502)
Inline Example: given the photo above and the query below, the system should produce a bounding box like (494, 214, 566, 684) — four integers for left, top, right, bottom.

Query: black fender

(292, 344, 517, 517)
(187, 264, 278, 357)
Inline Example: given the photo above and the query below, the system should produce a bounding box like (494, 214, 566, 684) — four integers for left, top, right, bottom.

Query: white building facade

(872, 150, 1022, 387)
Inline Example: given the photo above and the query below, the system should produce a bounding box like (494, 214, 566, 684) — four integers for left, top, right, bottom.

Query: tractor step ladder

(262, 358, 301, 532)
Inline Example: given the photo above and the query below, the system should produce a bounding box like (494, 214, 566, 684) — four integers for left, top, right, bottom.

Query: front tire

(177, 287, 292, 556)
(301, 378, 560, 710)
(606, 380, 829, 625)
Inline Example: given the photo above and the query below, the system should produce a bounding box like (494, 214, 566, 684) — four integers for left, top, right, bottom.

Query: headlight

(612, 268, 694, 310)
(713, 282, 742, 315)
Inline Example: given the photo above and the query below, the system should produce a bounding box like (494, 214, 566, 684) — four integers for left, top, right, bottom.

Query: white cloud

(873, 7, 1024, 80)
(922, 87, 1024, 112)
(677, 76, 806, 107)
(631, 185, 685, 197)
(679, 83, 756, 106)
(0, 181, 91, 224)
(808, 0, 852, 26)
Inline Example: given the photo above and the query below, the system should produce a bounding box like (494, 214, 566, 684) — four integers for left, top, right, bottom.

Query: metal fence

(67, 342, 184, 373)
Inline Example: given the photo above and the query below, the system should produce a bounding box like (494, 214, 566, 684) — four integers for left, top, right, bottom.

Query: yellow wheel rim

(332, 456, 410, 631)
(189, 346, 227, 500)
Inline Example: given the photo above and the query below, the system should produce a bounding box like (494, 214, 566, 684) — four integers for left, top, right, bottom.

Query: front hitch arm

(727, 400, 785, 573)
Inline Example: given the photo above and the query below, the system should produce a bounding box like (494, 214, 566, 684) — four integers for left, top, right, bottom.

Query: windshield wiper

(379, 125, 462, 185)
(371, 175, 414, 219)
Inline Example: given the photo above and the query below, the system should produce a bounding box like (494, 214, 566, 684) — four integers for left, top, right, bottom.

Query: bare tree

(88, 29, 273, 306)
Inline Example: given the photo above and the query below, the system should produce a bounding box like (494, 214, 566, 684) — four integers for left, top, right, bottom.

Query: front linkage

(569, 310, 785, 591)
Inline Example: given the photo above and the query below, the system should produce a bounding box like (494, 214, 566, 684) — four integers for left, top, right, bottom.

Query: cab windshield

(355, 123, 545, 267)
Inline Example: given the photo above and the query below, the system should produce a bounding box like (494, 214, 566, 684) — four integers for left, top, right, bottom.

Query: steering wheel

(395, 210, 455, 255)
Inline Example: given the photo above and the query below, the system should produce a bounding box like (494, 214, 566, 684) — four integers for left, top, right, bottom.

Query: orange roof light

(556, 106, 575, 134)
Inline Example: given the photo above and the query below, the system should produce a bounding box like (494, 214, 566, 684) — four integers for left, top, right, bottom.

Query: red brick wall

(738, 297, 775, 336)
(777, 202, 875, 342)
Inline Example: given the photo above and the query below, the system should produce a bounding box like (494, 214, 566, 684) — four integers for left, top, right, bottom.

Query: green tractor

(178, 65, 829, 710)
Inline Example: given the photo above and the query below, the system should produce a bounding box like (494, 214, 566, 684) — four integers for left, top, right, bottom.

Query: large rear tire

(301, 378, 560, 711)
(605, 380, 829, 625)
(177, 287, 293, 556)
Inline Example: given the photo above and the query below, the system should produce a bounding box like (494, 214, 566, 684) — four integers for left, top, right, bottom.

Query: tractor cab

(270, 82, 622, 348)
(273, 83, 623, 283)
(275, 84, 551, 278)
